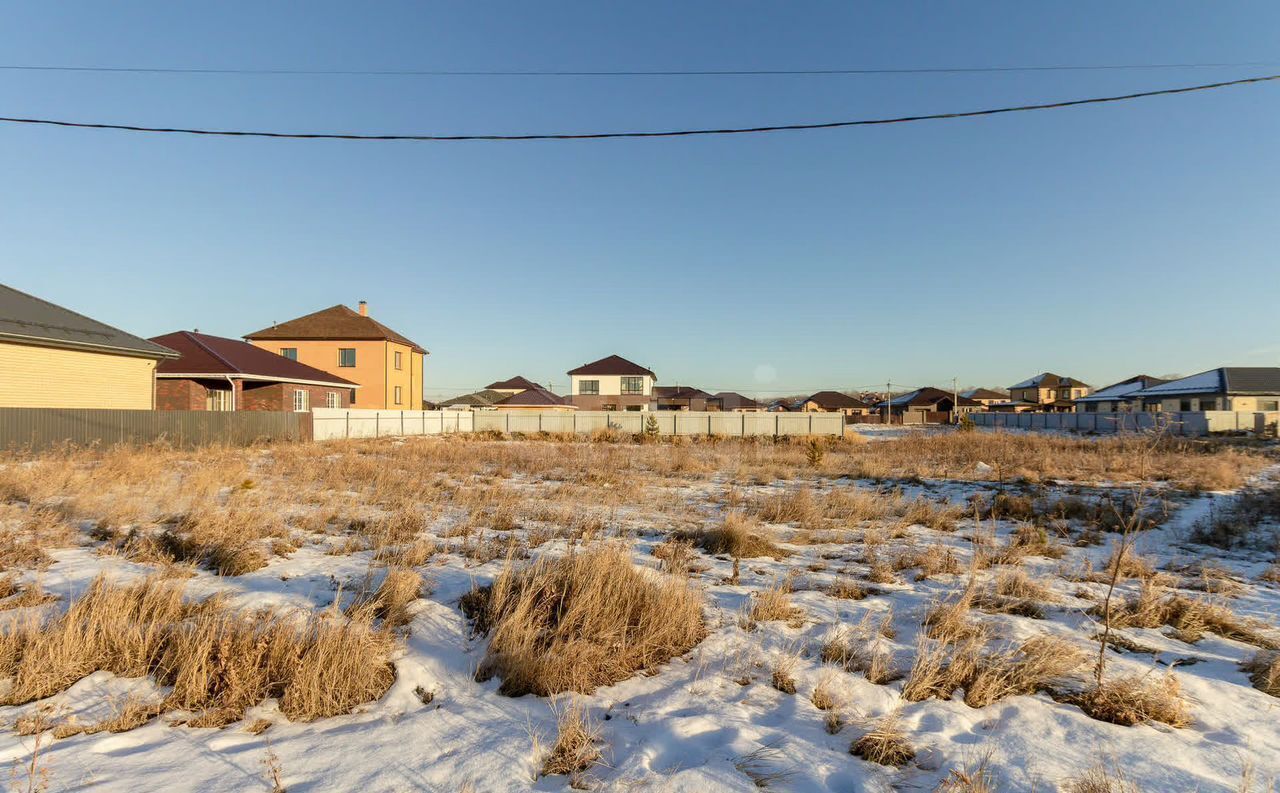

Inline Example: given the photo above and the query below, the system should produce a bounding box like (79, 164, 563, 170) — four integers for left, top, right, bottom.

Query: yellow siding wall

(0, 341, 156, 409)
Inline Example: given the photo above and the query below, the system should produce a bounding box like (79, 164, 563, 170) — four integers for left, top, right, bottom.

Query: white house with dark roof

(566, 355, 656, 411)
(1131, 368, 1280, 413)
(1073, 375, 1168, 413)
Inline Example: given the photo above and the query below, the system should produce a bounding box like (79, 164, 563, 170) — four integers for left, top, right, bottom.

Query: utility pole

(886, 381, 892, 425)
(952, 377, 959, 425)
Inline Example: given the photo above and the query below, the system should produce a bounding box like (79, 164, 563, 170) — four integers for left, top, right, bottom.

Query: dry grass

(748, 580, 805, 627)
(850, 712, 915, 767)
(466, 544, 705, 696)
(541, 702, 601, 779)
(346, 567, 425, 630)
(680, 512, 789, 559)
(1242, 651, 1279, 697)
(0, 575, 396, 727)
(963, 636, 1089, 708)
(1097, 584, 1279, 649)
(1075, 672, 1192, 728)
(1062, 764, 1141, 793)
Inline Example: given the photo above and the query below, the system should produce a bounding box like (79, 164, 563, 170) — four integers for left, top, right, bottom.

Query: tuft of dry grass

(1097, 584, 1279, 649)
(749, 580, 805, 627)
(467, 544, 705, 696)
(540, 702, 601, 779)
(680, 512, 790, 559)
(346, 567, 425, 630)
(1062, 763, 1141, 793)
(963, 636, 1089, 708)
(0, 575, 396, 727)
(1075, 672, 1192, 728)
(1242, 651, 1279, 697)
(850, 712, 915, 767)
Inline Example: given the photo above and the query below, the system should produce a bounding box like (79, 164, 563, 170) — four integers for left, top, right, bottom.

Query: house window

(280, 348, 298, 361)
(394, 351, 403, 370)
(620, 376, 644, 395)
(1199, 398, 1217, 411)
(338, 348, 356, 367)
(293, 389, 309, 412)
(1259, 400, 1279, 412)
(394, 386, 403, 405)
(602, 403, 618, 411)
(325, 392, 339, 408)
(1179, 399, 1193, 412)
(207, 388, 233, 411)
(579, 379, 600, 395)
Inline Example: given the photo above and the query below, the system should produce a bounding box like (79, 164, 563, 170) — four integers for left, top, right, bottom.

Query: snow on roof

(1133, 369, 1224, 397)
(1076, 377, 1156, 402)
(1008, 374, 1048, 389)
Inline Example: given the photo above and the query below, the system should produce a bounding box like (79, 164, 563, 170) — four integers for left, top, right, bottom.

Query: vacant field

(0, 432, 1276, 792)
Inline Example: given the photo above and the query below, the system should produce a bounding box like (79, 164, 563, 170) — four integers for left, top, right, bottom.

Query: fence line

(969, 410, 1278, 437)
(0, 408, 309, 452)
(311, 408, 474, 440)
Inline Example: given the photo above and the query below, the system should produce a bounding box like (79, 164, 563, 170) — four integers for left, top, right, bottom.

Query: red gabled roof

(243, 304, 427, 354)
(497, 386, 573, 407)
(486, 375, 540, 391)
(151, 331, 358, 387)
(567, 355, 656, 378)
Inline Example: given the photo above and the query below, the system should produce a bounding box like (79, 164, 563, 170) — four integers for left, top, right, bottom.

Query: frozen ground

(0, 439, 1277, 792)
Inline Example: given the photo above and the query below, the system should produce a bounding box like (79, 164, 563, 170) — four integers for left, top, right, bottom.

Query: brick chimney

(358, 300, 368, 317)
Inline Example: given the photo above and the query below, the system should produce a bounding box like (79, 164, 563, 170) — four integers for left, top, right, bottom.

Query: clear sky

(2, 2, 1277, 400)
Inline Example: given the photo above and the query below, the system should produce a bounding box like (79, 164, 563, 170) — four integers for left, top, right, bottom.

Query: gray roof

(1075, 375, 1168, 403)
(0, 283, 177, 359)
(1134, 367, 1280, 397)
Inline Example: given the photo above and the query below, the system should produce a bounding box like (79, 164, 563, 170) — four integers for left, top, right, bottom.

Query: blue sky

(2, 2, 1277, 400)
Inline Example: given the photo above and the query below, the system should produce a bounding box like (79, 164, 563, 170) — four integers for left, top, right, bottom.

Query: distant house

(654, 385, 712, 411)
(441, 378, 575, 412)
(244, 301, 427, 410)
(797, 391, 874, 416)
(485, 376, 542, 395)
(766, 399, 793, 413)
(1131, 368, 1280, 413)
(151, 331, 357, 411)
(1007, 373, 1091, 412)
(566, 355, 656, 411)
(961, 388, 1007, 409)
(0, 283, 177, 409)
(708, 392, 763, 412)
(873, 387, 981, 420)
(1074, 375, 1168, 413)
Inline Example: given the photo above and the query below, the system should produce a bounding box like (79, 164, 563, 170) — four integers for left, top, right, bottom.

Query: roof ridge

(0, 282, 176, 358)
(183, 331, 244, 375)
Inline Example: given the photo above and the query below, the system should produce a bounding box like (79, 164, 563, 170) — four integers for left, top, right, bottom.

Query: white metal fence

(969, 410, 1278, 436)
(311, 409, 474, 440)
(312, 408, 844, 440)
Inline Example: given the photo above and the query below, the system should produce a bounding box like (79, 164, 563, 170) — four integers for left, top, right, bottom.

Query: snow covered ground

(0, 438, 1277, 792)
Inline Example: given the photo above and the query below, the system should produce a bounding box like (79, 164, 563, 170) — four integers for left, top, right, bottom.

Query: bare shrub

(468, 544, 705, 696)
(1075, 672, 1192, 728)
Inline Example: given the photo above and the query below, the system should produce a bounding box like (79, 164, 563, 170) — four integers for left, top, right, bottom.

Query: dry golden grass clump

(346, 567, 425, 630)
(1075, 672, 1192, 728)
(0, 575, 396, 727)
(748, 580, 805, 627)
(1062, 764, 1141, 793)
(465, 544, 705, 696)
(1242, 651, 1279, 697)
(541, 702, 601, 778)
(963, 636, 1089, 708)
(893, 542, 963, 581)
(850, 712, 915, 767)
(678, 512, 790, 559)
(1097, 583, 1279, 649)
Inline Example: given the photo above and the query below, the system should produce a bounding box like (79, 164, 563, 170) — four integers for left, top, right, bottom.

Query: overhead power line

(1, 72, 1276, 142)
(0, 60, 1276, 78)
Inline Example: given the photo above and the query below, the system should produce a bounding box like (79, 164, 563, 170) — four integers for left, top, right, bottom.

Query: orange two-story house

(244, 301, 426, 410)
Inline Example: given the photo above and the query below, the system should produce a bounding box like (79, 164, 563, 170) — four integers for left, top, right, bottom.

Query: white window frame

(338, 348, 356, 368)
(325, 391, 338, 409)
(394, 385, 403, 405)
(394, 351, 403, 370)
(207, 388, 233, 412)
(293, 389, 310, 412)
